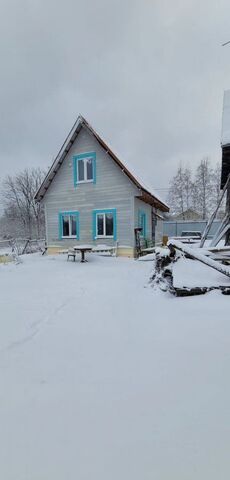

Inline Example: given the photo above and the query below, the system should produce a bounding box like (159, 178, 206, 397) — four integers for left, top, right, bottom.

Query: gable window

(93, 209, 117, 240)
(73, 152, 96, 186)
(138, 211, 146, 238)
(59, 211, 79, 239)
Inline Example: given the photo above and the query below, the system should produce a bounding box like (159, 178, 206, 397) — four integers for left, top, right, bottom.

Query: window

(96, 213, 113, 237)
(73, 152, 96, 185)
(138, 211, 146, 238)
(93, 209, 117, 240)
(59, 211, 79, 239)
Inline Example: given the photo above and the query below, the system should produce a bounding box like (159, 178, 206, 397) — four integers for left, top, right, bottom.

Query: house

(168, 208, 202, 221)
(221, 90, 230, 188)
(220, 90, 230, 244)
(35, 116, 169, 257)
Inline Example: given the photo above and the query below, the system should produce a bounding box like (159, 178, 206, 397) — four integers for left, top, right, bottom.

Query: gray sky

(1, 0, 230, 201)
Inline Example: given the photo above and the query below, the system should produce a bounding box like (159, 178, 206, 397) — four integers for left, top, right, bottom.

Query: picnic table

(73, 245, 93, 262)
(68, 244, 116, 262)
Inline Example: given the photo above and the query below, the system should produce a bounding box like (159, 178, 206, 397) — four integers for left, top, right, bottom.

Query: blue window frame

(73, 152, 96, 186)
(58, 211, 79, 239)
(92, 209, 117, 240)
(138, 211, 146, 238)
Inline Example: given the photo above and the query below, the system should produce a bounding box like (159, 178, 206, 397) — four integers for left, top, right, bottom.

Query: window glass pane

(105, 213, 113, 236)
(78, 159, 85, 181)
(62, 215, 69, 236)
(86, 158, 93, 180)
(70, 215, 77, 236)
(97, 214, 104, 236)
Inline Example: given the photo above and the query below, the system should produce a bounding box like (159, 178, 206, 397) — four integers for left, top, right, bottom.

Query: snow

(73, 244, 94, 249)
(170, 239, 230, 278)
(155, 246, 170, 257)
(174, 256, 230, 287)
(92, 244, 114, 251)
(1, 253, 230, 479)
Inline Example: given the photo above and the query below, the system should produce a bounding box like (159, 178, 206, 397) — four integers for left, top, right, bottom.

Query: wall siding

(134, 198, 152, 239)
(134, 200, 164, 244)
(43, 127, 138, 248)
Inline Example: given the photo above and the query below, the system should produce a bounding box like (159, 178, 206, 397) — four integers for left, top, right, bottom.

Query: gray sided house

(35, 116, 169, 257)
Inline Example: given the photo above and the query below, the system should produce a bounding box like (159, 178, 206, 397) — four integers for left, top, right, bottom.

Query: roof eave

(35, 116, 84, 202)
(137, 190, 169, 212)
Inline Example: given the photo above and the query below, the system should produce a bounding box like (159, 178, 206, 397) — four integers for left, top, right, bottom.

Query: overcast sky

(1, 0, 230, 200)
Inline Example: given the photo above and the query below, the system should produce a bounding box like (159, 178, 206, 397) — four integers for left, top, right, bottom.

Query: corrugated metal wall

(163, 220, 221, 238)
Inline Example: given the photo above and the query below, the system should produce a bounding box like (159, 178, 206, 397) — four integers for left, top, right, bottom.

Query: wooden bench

(92, 245, 115, 255)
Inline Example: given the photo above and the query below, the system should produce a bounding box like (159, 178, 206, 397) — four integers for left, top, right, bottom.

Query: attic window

(73, 152, 96, 186)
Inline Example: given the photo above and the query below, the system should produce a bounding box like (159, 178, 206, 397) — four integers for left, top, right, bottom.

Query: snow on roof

(86, 120, 168, 208)
(221, 90, 230, 146)
(115, 158, 168, 209)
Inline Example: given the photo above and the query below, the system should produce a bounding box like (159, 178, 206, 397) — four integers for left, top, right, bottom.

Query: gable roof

(35, 115, 169, 212)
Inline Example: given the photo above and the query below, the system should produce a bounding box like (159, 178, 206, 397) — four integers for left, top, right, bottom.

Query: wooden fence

(0, 238, 46, 256)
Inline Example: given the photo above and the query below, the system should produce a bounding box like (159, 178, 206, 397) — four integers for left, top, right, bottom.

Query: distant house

(35, 116, 169, 257)
(172, 208, 202, 221)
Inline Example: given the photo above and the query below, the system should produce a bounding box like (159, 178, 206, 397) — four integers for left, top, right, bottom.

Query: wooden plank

(208, 254, 230, 263)
(206, 246, 230, 253)
(174, 286, 230, 297)
(168, 239, 230, 278)
(210, 222, 230, 247)
(200, 173, 230, 247)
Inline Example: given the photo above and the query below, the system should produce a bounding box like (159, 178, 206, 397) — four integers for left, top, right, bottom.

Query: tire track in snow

(0, 297, 74, 356)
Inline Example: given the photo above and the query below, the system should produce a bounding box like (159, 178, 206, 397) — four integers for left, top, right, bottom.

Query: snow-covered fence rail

(0, 239, 14, 253)
(0, 238, 45, 255)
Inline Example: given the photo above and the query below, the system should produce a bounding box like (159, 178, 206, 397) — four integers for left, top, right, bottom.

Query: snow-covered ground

(1, 253, 230, 480)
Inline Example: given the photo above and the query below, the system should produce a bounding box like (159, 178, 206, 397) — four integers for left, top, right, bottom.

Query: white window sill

(77, 179, 93, 184)
(62, 236, 78, 239)
(96, 235, 114, 239)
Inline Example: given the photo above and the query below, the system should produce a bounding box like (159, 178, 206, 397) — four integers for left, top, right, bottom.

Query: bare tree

(167, 158, 223, 220)
(210, 162, 225, 218)
(168, 165, 193, 218)
(1, 167, 46, 238)
(194, 157, 213, 220)
(183, 167, 193, 212)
